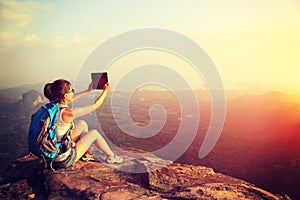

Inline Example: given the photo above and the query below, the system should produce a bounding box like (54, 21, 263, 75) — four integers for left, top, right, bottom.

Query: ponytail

(44, 83, 54, 102)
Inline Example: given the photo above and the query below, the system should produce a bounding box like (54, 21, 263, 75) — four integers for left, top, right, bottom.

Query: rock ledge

(0, 148, 291, 200)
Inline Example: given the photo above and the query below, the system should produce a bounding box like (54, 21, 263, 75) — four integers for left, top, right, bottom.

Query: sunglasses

(66, 88, 75, 94)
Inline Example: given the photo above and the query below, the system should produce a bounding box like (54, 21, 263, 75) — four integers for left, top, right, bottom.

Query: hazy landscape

(0, 84, 299, 199)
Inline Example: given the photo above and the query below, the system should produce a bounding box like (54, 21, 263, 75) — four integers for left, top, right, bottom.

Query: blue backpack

(28, 103, 73, 161)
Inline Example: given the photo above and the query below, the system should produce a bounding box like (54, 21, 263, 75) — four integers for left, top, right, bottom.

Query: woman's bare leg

(75, 129, 114, 162)
(71, 120, 88, 142)
(72, 120, 93, 155)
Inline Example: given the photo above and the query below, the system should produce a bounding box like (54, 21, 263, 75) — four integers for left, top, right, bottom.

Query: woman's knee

(75, 120, 88, 132)
(78, 129, 101, 147)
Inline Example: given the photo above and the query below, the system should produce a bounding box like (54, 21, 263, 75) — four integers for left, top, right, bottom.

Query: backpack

(28, 103, 73, 162)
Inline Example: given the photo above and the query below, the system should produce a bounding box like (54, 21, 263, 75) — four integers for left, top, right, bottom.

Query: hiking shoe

(106, 155, 123, 164)
(81, 153, 95, 162)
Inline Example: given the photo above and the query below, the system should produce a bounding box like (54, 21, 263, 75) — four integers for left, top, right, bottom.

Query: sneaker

(81, 153, 95, 162)
(106, 155, 123, 164)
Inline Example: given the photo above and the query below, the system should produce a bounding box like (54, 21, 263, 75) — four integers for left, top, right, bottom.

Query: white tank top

(56, 108, 73, 142)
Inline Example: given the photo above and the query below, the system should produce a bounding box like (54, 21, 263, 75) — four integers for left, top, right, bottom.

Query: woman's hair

(44, 79, 71, 103)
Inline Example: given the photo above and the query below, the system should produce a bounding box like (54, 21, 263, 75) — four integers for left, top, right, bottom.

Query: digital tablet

(91, 72, 108, 90)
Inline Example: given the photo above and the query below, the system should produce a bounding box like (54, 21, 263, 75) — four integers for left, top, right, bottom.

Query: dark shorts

(53, 147, 77, 168)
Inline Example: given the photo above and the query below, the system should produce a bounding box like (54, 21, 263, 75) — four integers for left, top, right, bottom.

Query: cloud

(0, 31, 45, 47)
(23, 34, 37, 42)
(0, 31, 21, 46)
(0, 0, 88, 47)
(48, 34, 88, 49)
(0, 0, 49, 29)
(0, 0, 52, 46)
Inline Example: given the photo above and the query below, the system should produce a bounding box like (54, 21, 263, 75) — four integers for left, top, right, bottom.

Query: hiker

(43, 79, 123, 168)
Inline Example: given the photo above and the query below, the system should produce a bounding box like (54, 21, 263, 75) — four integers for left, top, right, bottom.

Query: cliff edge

(0, 148, 290, 200)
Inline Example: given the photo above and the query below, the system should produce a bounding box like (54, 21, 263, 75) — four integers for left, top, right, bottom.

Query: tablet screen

(91, 72, 108, 90)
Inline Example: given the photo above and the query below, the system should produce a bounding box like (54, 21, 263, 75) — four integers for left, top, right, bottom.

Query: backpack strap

(41, 104, 75, 172)
(49, 105, 75, 172)
(46, 123, 74, 173)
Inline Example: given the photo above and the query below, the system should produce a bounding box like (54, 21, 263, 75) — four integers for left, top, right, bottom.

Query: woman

(43, 79, 123, 168)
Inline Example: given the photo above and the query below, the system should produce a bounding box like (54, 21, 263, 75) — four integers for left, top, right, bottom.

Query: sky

(0, 0, 300, 94)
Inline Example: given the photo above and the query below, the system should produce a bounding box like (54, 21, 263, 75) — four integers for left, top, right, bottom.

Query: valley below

(0, 87, 299, 199)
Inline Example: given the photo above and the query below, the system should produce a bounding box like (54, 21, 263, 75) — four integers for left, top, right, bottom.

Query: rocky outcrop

(0, 148, 290, 200)
(21, 89, 46, 111)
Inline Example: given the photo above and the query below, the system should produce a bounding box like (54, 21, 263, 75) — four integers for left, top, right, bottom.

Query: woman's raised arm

(72, 83, 111, 119)
(72, 83, 93, 101)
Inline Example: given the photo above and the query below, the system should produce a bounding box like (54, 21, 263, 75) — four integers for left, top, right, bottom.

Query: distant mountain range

(0, 83, 45, 103)
(0, 84, 300, 199)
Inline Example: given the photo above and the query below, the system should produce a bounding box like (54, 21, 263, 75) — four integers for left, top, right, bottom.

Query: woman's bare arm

(72, 83, 111, 119)
(72, 83, 93, 101)
(62, 83, 111, 123)
(73, 90, 109, 119)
